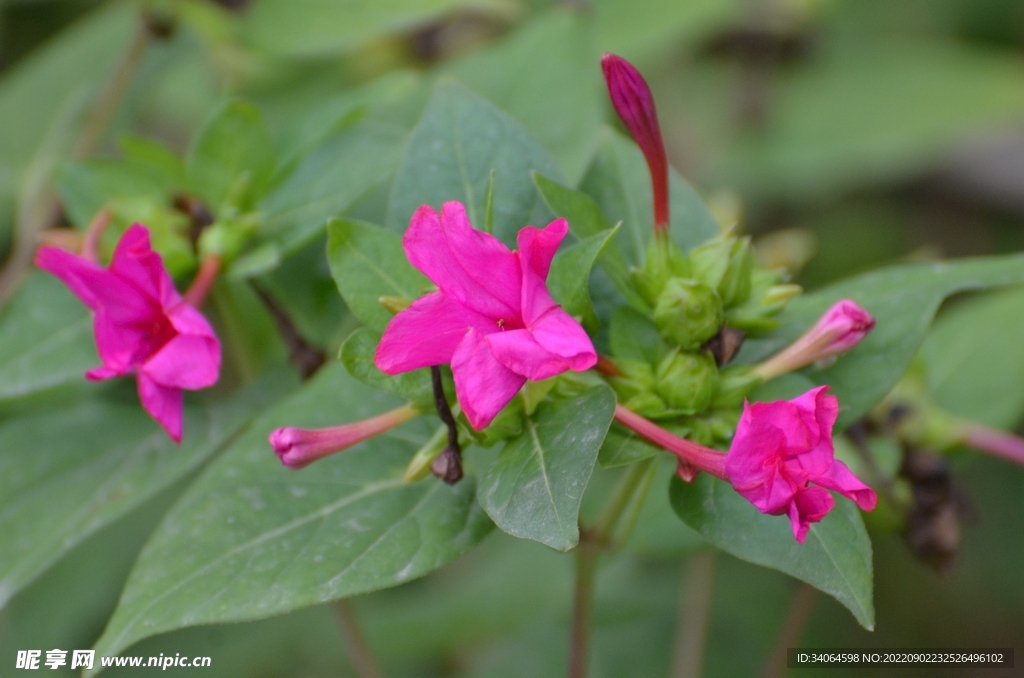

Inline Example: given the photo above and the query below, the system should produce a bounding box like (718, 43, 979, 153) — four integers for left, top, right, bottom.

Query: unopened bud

(633, 236, 690, 305)
(654, 350, 719, 414)
(652, 278, 723, 350)
(689, 234, 754, 308)
(270, 404, 418, 469)
(601, 53, 669, 231)
(753, 299, 875, 380)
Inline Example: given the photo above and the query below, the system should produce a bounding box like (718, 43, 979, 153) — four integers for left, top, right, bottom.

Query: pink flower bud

(726, 386, 877, 543)
(269, 404, 419, 469)
(754, 299, 875, 381)
(601, 53, 669, 232)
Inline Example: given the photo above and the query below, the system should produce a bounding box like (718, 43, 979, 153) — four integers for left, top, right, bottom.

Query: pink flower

(725, 386, 878, 543)
(374, 202, 597, 430)
(601, 53, 669, 231)
(754, 300, 875, 381)
(270, 404, 419, 469)
(35, 224, 220, 442)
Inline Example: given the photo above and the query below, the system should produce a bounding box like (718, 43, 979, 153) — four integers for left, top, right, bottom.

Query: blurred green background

(1, 0, 1023, 676)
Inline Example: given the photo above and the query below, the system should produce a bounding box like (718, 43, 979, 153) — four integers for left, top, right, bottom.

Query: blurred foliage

(3, 0, 1024, 676)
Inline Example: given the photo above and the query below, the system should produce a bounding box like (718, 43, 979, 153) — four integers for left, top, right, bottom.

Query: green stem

(671, 551, 717, 678)
(568, 456, 658, 678)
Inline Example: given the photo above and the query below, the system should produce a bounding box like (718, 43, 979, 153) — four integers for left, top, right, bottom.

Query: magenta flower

(725, 386, 878, 543)
(35, 224, 220, 442)
(754, 299, 875, 381)
(374, 202, 597, 430)
(270, 404, 419, 469)
(601, 53, 669, 231)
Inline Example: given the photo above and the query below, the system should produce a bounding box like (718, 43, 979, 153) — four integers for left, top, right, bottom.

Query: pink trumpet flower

(726, 386, 878, 543)
(601, 53, 669, 232)
(754, 299, 875, 381)
(35, 224, 221, 442)
(375, 202, 597, 430)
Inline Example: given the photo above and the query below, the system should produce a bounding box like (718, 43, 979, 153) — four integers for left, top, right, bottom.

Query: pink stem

(962, 424, 1024, 468)
(613, 404, 729, 480)
(184, 254, 221, 308)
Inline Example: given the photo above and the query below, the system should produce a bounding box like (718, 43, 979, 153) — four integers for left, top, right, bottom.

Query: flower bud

(689, 234, 754, 308)
(633, 235, 690, 305)
(652, 278, 722, 350)
(601, 53, 669, 231)
(269, 404, 419, 469)
(654, 350, 719, 414)
(753, 299, 875, 381)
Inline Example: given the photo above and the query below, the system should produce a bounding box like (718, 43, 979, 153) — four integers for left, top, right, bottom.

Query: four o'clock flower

(726, 386, 878, 543)
(374, 201, 597, 430)
(270, 404, 420, 469)
(753, 299, 875, 381)
(602, 53, 670, 233)
(34, 224, 221, 442)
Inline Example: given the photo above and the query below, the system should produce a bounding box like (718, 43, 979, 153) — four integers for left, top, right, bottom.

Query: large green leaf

(0, 370, 297, 607)
(258, 120, 407, 256)
(326, 218, 430, 332)
(739, 254, 1024, 429)
(547, 227, 619, 332)
(579, 129, 721, 265)
(480, 385, 616, 551)
(90, 364, 492, 664)
(923, 286, 1024, 429)
(386, 79, 561, 245)
(670, 475, 875, 629)
(0, 272, 95, 403)
(241, 0, 515, 57)
(186, 101, 276, 211)
(340, 327, 433, 410)
(447, 8, 602, 182)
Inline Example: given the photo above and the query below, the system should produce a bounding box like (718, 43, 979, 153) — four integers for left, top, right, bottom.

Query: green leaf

(241, 0, 516, 58)
(54, 159, 172, 229)
(579, 129, 721, 264)
(670, 474, 875, 629)
(90, 364, 492, 663)
(0, 272, 95, 403)
(598, 422, 661, 468)
(259, 120, 407, 256)
(740, 254, 1024, 429)
(340, 327, 433, 410)
(446, 8, 602, 182)
(187, 100, 276, 211)
(924, 285, 1024, 429)
(547, 226, 619, 332)
(386, 79, 561, 245)
(533, 172, 643, 310)
(480, 385, 616, 550)
(118, 135, 188, 189)
(0, 369, 297, 607)
(326, 218, 430, 332)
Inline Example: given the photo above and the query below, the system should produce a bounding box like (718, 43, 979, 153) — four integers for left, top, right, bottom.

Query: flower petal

(451, 328, 525, 430)
(137, 372, 183, 443)
(814, 459, 879, 511)
(403, 202, 521, 320)
(486, 322, 596, 381)
(787, 485, 835, 543)
(143, 332, 220, 389)
(375, 291, 496, 374)
(109, 224, 181, 309)
(516, 218, 568, 281)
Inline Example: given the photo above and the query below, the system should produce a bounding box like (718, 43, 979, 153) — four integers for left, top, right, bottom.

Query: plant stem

(568, 456, 658, 678)
(184, 255, 221, 308)
(760, 583, 818, 678)
(333, 599, 382, 678)
(671, 551, 717, 678)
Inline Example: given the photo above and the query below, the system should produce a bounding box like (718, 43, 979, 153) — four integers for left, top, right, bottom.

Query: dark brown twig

(429, 366, 463, 484)
(249, 281, 326, 380)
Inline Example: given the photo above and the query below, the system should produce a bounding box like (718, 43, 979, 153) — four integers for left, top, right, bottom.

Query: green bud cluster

(605, 224, 801, 438)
